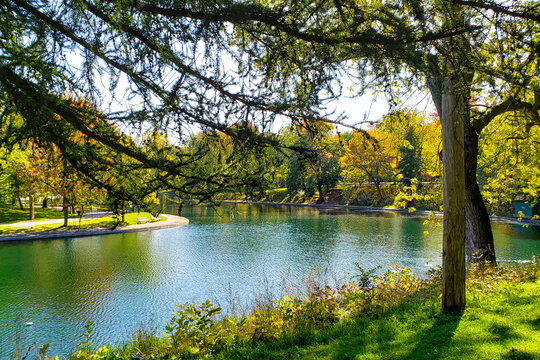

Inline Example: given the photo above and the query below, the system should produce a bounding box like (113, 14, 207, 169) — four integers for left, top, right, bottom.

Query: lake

(0, 204, 538, 357)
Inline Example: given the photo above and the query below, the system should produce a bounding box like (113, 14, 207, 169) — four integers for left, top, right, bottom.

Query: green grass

(0, 204, 70, 224)
(246, 281, 540, 360)
(0, 212, 165, 234)
(59, 263, 540, 360)
(219, 280, 539, 360)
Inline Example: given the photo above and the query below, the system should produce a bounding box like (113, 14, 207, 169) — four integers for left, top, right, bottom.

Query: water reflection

(0, 204, 538, 357)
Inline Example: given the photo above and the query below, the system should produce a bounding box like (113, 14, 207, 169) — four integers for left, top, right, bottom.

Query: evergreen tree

(398, 128, 422, 182)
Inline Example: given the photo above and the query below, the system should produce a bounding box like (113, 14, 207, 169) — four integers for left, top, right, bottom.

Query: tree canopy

(2, 0, 539, 310)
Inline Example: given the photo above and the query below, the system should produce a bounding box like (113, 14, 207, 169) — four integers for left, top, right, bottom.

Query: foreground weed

(52, 261, 540, 360)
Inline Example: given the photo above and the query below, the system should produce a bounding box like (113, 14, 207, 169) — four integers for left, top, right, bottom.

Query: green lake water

(0, 204, 538, 357)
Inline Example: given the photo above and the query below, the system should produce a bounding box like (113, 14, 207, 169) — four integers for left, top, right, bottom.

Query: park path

(0, 214, 189, 243)
(0, 211, 113, 228)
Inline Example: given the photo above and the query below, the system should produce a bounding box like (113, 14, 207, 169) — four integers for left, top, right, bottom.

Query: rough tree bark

(464, 124, 496, 263)
(440, 77, 466, 310)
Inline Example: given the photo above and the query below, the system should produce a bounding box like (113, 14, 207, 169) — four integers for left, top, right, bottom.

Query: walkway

(0, 214, 189, 243)
(0, 211, 114, 229)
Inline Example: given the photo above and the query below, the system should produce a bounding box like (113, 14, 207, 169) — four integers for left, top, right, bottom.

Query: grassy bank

(217, 182, 445, 212)
(0, 204, 70, 223)
(0, 211, 165, 234)
(52, 261, 540, 360)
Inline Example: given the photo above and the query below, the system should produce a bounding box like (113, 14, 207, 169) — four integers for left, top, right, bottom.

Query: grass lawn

(249, 282, 540, 360)
(0, 211, 166, 234)
(218, 279, 539, 360)
(0, 204, 70, 223)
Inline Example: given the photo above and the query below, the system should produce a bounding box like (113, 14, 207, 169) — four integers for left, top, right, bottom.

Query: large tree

(2, 0, 538, 310)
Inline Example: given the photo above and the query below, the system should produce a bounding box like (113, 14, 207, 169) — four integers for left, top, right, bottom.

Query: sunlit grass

(52, 262, 539, 360)
(0, 204, 71, 223)
(0, 212, 165, 234)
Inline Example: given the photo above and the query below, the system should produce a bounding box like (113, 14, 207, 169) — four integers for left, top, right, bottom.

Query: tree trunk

(29, 194, 35, 220)
(42, 196, 48, 209)
(366, 170, 383, 202)
(440, 78, 466, 311)
(374, 180, 383, 202)
(316, 183, 324, 204)
(464, 125, 496, 264)
(18, 196, 24, 210)
(63, 196, 69, 227)
(177, 201, 184, 216)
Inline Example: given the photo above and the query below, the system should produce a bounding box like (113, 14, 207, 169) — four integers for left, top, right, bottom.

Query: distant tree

(398, 128, 422, 183)
(377, 110, 430, 182)
(478, 112, 540, 215)
(341, 130, 395, 203)
(285, 124, 342, 203)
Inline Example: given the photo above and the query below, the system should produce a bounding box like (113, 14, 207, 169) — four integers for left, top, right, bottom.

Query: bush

(58, 260, 540, 360)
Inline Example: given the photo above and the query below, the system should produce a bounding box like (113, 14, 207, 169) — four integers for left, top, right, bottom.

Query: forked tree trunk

(440, 78, 466, 310)
(464, 125, 496, 264)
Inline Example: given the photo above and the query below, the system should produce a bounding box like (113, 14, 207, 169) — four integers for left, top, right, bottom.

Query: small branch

(452, 0, 540, 23)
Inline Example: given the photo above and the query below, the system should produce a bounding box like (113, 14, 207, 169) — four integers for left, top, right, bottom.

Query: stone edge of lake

(0, 214, 189, 243)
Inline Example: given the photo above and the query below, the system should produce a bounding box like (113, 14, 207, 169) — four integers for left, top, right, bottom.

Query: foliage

(57, 260, 540, 359)
(340, 129, 395, 202)
(70, 322, 111, 360)
(393, 178, 442, 211)
(398, 127, 422, 181)
(164, 300, 225, 356)
(478, 114, 540, 215)
(352, 263, 381, 290)
(285, 124, 342, 202)
(378, 110, 440, 181)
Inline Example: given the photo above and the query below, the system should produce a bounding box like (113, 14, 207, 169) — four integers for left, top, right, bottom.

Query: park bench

(137, 217, 149, 223)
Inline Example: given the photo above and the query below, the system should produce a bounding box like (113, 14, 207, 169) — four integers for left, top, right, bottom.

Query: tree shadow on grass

(403, 309, 463, 360)
(502, 348, 537, 360)
(329, 309, 464, 360)
(527, 316, 540, 331)
(487, 323, 520, 342)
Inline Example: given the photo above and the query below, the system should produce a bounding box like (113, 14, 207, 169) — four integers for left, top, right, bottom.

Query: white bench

(137, 217, 149, 223)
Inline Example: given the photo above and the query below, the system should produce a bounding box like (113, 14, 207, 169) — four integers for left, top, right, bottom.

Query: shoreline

(0, 214, 189, 243)
(221, 200, 540, 228)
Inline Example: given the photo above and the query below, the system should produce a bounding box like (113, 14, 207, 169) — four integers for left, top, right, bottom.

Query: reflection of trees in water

(0, 231, 163, 356)
(490, 223, 540, 259)
(0, 205, 538, 357)
(0, 232, 157, 319)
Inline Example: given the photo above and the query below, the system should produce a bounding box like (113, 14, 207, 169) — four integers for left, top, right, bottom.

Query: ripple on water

(0, 204, 538, 358)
